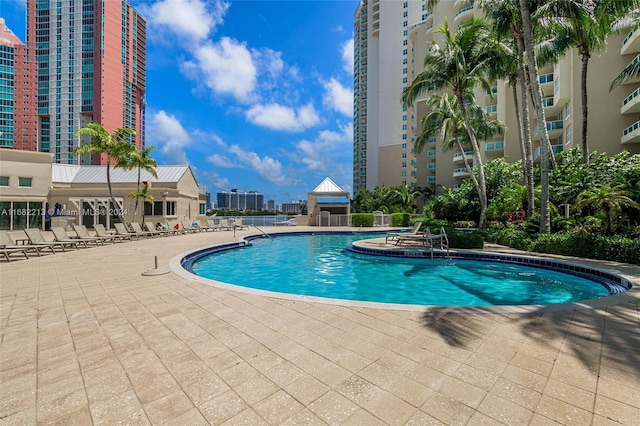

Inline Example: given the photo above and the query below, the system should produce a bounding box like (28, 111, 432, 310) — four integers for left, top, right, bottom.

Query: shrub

(391, 212, 411, 226)
(352, 213, 374, 227)
(531, 232, 640, 264)
(480, 228, 535, 251)
(445, 229, 484, 249)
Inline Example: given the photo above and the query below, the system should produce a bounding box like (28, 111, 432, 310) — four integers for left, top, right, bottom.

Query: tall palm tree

(519, 0, 552, 233)
(575, 184, 640, 235)
(539, 0, 640, 164)
(74, 123, 137, 225)
(118, 145, 158, 223)
(391, 185, 420, 213)
(403, 16, 509, 228)
(478, 0, 536, 219)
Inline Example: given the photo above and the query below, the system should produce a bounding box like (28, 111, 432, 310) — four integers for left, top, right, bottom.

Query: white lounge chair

(24, 228, 77, 252)
(274, 217, 296, 226)
(114, 223, 139, 240)
(51, 226, 90, 248)
(385, 222, 422, 244)
(0, 230, 55, 256)
(93, 224, 126, 243)
(72, 224, 112, 244)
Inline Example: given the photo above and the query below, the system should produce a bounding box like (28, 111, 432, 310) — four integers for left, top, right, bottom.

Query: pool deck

(1, 226, 639, 425)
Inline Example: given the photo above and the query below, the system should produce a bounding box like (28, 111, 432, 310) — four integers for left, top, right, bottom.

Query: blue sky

(1, 0, 358, 205)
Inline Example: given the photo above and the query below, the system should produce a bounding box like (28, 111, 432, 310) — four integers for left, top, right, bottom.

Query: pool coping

(169, 230, 640, 314)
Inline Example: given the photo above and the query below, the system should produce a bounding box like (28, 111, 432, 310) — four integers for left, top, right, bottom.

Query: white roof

(312, 177, 344, 193)
(52, 164, 192, 184)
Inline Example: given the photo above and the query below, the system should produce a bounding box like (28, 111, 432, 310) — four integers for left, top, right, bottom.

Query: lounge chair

(1, 246, 31, 262)
(51, 226, 89, 248)
(0, 230, 56, 256)
(181, 220, 200, 233)
(233, 218, 249, 230)
(218, 219, 234, 231)
(145, 221, 172, 237)
(274, 217, 296, 226)
(207, 218, 222, 231)
(395, 227, 449, 249)
(23, 228, 77, 252)
(72, 224, 113, 244)
(198, 219, 215, 232)
(385, 222, 422, 244)
(114, 223, 140, 240)
(93, 224, 126, 243)
(130, 222, 158, 238)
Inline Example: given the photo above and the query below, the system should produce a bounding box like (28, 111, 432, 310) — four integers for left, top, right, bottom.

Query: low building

(0, 149, 206, 230)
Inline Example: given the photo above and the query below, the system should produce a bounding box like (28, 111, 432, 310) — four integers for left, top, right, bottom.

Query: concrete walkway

(1, 227, 639, 425)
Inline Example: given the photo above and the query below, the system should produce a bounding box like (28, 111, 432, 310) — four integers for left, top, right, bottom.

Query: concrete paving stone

(88, 389, 149, 425)
(536, 394, 594, 425)
(594, 394, 640, 425)
(342, 408, 389, 425)
(181, 371, 230, 406)
(263, 360, 306, 388)
(360, 387, 418, 425)
(252, 389, 305, 424)
(420, 391, 476, 425)
(279, 408, 328, 425)
(219, 408, 270, 425)
(143, 390, 195, 424)
(233, 371, 280, 405)
(490, 377, 542, 412)
(542, 378, 595, 412)
(404, 409, 447, 425)
(308, 390, 359, 425)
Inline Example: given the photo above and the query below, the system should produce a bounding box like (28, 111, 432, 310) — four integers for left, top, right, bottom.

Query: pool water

(190, 233, 611, 306)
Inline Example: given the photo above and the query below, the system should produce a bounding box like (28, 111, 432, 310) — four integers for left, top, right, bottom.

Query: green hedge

(352, 213, 374, 227)
(392, 212, 411, 226)
(482, 229, 640, 265)
(413, 217, 484, 249)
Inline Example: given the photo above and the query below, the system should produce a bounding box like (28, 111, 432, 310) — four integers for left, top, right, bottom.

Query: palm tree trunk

(516, 33, 535, 218)
(134, 166, 141, 222)
(457, 140, 481, 194)
(105, 156, 126, 226)
(580, 48, 590, 164)
(519, 0, 551, 233)
(457, 96, 488, 228)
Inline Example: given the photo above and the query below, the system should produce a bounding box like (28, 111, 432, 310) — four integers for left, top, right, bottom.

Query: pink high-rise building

(24, 0, 146, 164)
(0, 18, 37, 150)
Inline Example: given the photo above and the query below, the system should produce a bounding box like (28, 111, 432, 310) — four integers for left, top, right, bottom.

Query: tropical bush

(351, 213, 374, 227)
(392, 212, 411, 226)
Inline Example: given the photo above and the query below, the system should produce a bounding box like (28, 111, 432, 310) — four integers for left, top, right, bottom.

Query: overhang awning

(316, 196, 350, 205)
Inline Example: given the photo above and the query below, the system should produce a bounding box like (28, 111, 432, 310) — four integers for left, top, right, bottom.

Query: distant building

(216, 190, 264, 211)
(198, 184, 211, 211)
(280, 202, 303, 214)
(266, 199, 276, 211)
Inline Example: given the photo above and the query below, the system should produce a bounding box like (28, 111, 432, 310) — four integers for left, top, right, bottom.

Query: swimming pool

(182, 232, 628, 307)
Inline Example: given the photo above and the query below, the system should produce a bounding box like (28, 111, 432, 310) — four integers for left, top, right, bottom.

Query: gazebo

(306, 177, 350, 226)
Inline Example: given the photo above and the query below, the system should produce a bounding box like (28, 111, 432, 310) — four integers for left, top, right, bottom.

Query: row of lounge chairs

(0, 218, 252, 262)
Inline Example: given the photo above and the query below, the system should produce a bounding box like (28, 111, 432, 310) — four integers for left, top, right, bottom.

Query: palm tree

(129, 181, 154, 225)
(478, 0, 536, 218)
(518, 0, 552, 233)
(118, 145, 158, 223)
(74, 123, 137, 224)
(403, 16, 509, 228)
(391, 185, 420, 213)
(538, 0, 640, 164)
(575, 184, 640, 235)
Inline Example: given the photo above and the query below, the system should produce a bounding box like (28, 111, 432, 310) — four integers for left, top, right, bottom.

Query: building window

(566, 100, 571, 117)
(565, 124, 571, 145)
(18, 177, 33, 187)
(199, 203, 206, 215)
(0, 176, 8, 187)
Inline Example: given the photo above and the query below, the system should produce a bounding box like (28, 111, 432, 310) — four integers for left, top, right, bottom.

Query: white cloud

(245, 103, 320, 132)
(322, 78, 353, 117)
(228, 144, 288, 185)
(293, 122, 352, 174)
(342, 38, 354, 75)
(206, 153, 239, 168)
(147, 111, 191, 164)
(201, 170, 230, 191)
(142, 0, 228, 42)
(182, 37, 257, 102)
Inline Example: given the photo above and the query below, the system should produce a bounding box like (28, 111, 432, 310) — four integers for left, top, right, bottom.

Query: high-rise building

(216, 190, 265, 211)
(24, 0, 146, 164)
(0, 18, 37, 150)
(354, 1, 640, 192)
(353, 0, 425, 193)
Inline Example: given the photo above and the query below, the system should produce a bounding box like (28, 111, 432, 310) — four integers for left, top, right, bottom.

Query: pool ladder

(430, 227, 450, 261)
(253, 225, 273, 240)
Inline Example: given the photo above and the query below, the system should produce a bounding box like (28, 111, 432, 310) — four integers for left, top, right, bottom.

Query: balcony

(620, 55, 640, 85)
(535, 120, 564, 139)
(621, 87, 640, 114)
(534, 144, 563, 161)
(542, 97, 554, 108)
(453, 151, 474, 163)
(539, 73, 554, 85)
(621, 28, 640, 56)
(622, 120, 640, 144)
(485, 141, 504, 157)
(453, 167, 471, 178)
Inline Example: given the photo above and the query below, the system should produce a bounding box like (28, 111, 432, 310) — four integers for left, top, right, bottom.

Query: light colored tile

(594, 394, 640, 425)
(252, 390, 304, 424)
(143, 391, 194, 424)
(198, 389, 247, 425)
(476, 393, 534, 425)
(343, 409, 388, 425)
(308, 390, 359, 425)
(285, 374, 330, 406)
(536, 394, 593, 425)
